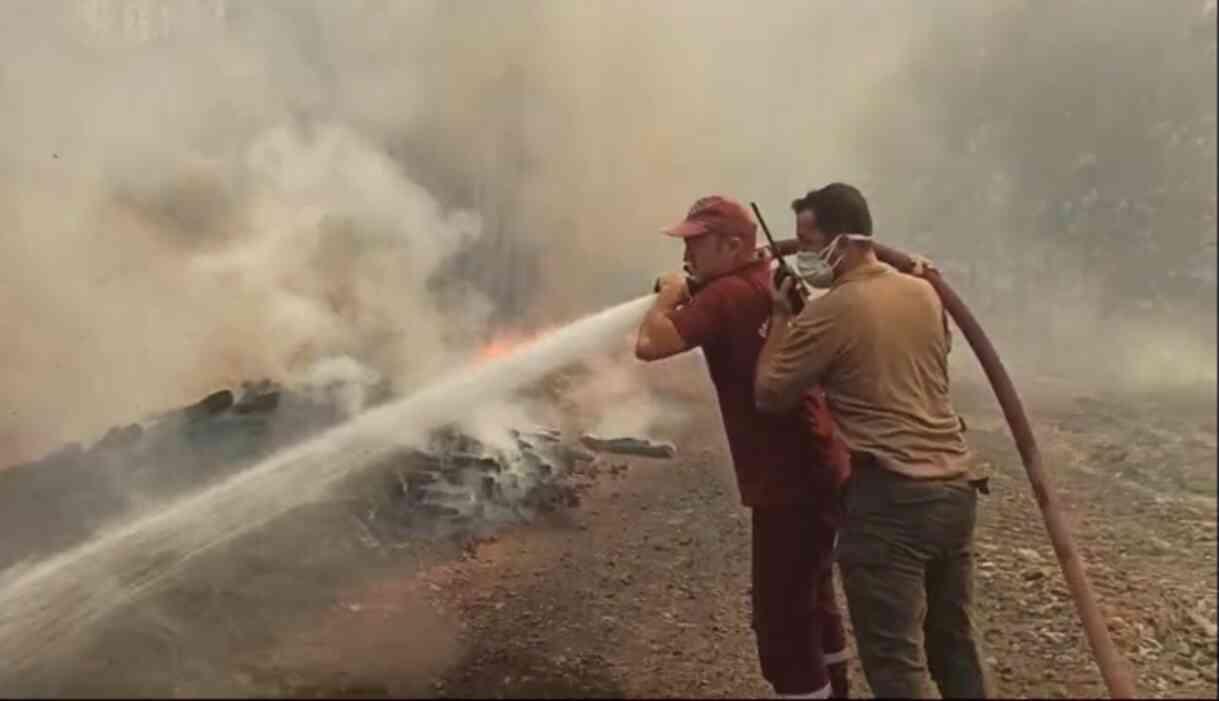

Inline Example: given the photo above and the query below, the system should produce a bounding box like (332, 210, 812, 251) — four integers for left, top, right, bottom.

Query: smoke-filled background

(2, 0, 1215, 465)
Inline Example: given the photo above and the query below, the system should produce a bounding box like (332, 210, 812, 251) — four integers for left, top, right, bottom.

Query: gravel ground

(7, 359, 1215, 698)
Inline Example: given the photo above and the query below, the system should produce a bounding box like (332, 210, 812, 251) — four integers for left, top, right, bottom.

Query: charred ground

(0, 355, 1214, 698)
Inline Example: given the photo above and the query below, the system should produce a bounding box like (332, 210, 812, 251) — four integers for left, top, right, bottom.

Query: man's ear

(725, 235, 746, 256)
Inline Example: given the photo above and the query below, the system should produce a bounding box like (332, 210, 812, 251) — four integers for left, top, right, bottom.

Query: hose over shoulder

(876, 242, 1137, 699)
(778, 238, 1137, 698)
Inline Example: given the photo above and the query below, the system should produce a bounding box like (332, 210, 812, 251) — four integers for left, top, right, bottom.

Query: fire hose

(766, 237, 1137, 698)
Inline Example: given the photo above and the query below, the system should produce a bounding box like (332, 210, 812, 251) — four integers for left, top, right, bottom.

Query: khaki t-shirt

(756, 260, 974, 480)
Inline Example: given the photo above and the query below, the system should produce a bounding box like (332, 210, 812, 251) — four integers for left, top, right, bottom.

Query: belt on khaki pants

(849, 451, 989, 495)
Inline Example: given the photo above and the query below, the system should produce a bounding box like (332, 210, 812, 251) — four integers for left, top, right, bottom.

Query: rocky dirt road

(11, 359, 1216, 698)
(245, 363, 1216, 699)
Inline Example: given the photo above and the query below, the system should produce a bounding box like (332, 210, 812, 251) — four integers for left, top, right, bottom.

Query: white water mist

(0, 294, 653, 679)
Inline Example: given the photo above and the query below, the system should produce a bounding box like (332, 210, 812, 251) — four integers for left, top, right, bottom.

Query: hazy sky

(2, 0, 1214, 461)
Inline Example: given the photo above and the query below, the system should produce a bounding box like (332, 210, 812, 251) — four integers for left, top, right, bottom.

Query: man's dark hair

(790, 182, 873, 237)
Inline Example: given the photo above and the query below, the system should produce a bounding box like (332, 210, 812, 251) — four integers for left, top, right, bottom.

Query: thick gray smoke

(1, 0, 1214, 464)
(852, 0, 1217, 390)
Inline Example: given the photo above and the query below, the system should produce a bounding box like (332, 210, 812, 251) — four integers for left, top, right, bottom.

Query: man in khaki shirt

(755, 183, 991, 699)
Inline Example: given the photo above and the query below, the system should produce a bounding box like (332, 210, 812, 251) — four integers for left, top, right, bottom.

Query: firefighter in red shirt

(635, 195, 851, 699)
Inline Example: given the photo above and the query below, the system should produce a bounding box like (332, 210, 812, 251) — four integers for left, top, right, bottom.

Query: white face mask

(795, 250, 835, 289)
(793, 234, 850, 289)
(809, 233, 867, 287)
(818, 233, 847, 267)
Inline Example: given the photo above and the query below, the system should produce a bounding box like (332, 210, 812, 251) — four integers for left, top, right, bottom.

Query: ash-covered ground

(0, 356, 1214, 699)
(0, 368, 675, 697)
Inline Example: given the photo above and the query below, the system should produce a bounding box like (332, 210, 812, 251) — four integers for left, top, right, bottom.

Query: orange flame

(476, 327, 552, 363)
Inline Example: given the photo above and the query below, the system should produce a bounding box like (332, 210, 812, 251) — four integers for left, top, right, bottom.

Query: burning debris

(342, 422, 678, 547)
(579, 434, 678, 459)
(0, 376, 675, 573)
(0, 378, 366, 574)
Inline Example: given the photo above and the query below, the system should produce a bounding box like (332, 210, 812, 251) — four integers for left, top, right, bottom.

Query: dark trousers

(836, 463, 991, 699)
(751, 506, 847, 696)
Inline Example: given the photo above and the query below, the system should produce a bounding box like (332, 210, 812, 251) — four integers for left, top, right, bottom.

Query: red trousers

(751, 506, 847, 696)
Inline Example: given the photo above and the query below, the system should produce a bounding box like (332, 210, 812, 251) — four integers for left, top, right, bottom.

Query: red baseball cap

(662, 195, 758, 245)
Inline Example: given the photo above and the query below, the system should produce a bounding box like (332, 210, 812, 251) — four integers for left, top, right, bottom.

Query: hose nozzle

(652, 274, 702, 296)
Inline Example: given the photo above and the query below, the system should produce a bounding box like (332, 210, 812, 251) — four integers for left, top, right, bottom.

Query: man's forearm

(635, 292, 686, 360)
(640, 297, 679, 338)
(756, 292, 841, 412)
(755, 313, 798, 412)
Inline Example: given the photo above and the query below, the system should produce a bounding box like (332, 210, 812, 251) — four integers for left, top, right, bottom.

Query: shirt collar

(833, 260, 892, 287)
